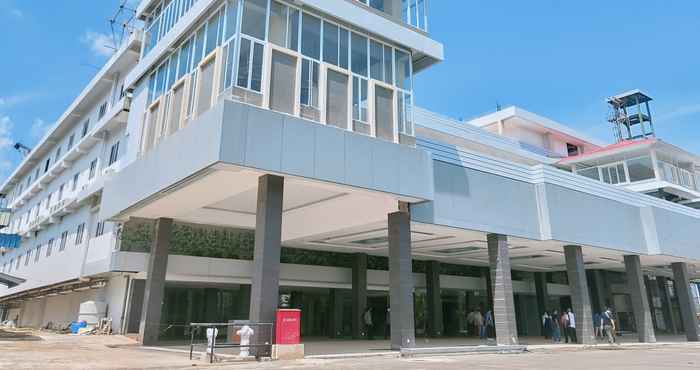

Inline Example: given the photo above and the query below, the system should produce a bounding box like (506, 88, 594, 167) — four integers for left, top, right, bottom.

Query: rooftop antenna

(108, 0, 138, 53)
(13, 142, 31, 157)
(496, 101, 502, 112)
(606, 90, 655, 143)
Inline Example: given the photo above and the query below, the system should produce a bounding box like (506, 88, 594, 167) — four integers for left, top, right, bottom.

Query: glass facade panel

(369, 40, 383, 81)
(241, 0, 267, 40)
(375, 85, 394, 141)
(322, 22, 339, 66)
(351, 33, 368, 76)
(237, 38, 251, 88)
(577, 167, 600, 181)
(269, 50, 297, 115)
(301, 13, 321, 60)
(394, 49, 411, 90)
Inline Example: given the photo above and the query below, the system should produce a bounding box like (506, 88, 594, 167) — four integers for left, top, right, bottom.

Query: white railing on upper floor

(143, 0, 199, 56)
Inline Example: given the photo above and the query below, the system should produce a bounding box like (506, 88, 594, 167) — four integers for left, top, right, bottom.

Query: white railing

(658, 160, 698, 192)
(143, 0, 199, 56)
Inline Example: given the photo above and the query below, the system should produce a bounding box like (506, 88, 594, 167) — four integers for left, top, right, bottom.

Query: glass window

(241, 0, 267, 40)
(225, 0, 239, 40)
(352, 76, 368, 122)
(223, 41, 237, 90)
(339, 28, 349, 70)
(326, 69, 349, 128)
(577, 167, 600, 181)
(370, 40, 383, 81)
(397, 91, 413, 135)
(237, 38, 251, 88)
(627, 157, 655, 182)
(351, 33, 368, 76)
(269, 1, 298, 51)
(177, 39, 192, 80)
(166, 56, 177, 90)
(383, 45, 393, 84)
(269, 50, 298, 115)
(301, 13, 321, 60)
(394, 49, 411, 90)
(251, 42, 264, 91)
(375, 85, 394, 141)
(196, 58, 216, 115)
(193, 26, 206, 67)
(323, 22, 339, 66)
(300, 59, 319, 108)
(205, 10, 222, 56)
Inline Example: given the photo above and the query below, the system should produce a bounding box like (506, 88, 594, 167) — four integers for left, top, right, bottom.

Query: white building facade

(1, 0, 699, 351)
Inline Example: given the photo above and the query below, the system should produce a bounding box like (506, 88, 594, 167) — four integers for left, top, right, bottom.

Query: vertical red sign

(275, 309, 301, 345)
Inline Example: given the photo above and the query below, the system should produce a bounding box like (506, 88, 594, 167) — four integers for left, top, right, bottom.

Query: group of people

(542, 308, 577, 343)
(466, 307, 494, 339)
(542, 307, 618, 344)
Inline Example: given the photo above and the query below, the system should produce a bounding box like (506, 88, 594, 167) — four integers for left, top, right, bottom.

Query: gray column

(426, 260, 443, 337)
(487, 233, 518, 345)
(388, 211, 415, 350)
(138, 217, 172, 345)
(657, 276, 679, 334)
(563, 245, 595, 345)
(671, 262, 700, 341)
(329, 289, 344, 338)
(534, 272, 549, 335)
(624, 255, 656, 342)
(249, 175, 284, 332)
(590, 270, 611, 312)
(643, 276, 659, 331)
(351, 253, 367, 339)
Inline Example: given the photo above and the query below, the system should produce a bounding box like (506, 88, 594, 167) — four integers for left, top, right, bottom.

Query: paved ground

(2, 328, 700, 370)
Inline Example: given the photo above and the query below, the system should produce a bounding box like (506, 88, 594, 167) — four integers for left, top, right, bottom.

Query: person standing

(602, 307, 617, 344)
(483, 310, 494, 339)
(542, 311, 552, 339)
(560, 310, 570, 343)
(363, 307, 374, 340)
(593, 311, 602, 339)
(474, 309, 484, 339)
(566, 308, 577, 343)
(551, 310, 562, 343)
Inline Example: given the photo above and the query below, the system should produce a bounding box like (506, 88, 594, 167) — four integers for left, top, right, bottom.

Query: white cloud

(10, 8, 23, 18)
(31, 118, 50, 140)
(0, 116, 14, 150)
(81, 30, 116, 58)
(0, 93, 37, 109)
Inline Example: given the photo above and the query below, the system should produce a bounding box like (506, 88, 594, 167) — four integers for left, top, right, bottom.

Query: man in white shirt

(566, 308, 578, 343)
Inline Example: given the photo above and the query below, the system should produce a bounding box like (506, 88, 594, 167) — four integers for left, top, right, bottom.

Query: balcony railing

(143, 0, 200, 56)
(658, 160, 699, 192)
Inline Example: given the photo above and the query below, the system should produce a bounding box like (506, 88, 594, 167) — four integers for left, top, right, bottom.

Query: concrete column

(657, 276, 679, 334)
(249, 175, 284, 336)
(138, 217, 172, 345)
(329, 289, 344, 338)
(426, 260, 443, 337)
(671, 262, 700, 341)
(644, 276, 659, 331)
(563, 245, 595, 345)
(351, 253, 367, 339)
(534, 272, 548, 335)
(623, 255, 656, 342)
(487, 233, 518, 345)
(388, 211, 415, 350)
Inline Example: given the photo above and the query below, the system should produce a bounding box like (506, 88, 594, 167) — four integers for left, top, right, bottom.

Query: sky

(0, 0, 699, 185)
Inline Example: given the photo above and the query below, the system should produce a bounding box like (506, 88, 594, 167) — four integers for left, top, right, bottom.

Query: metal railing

(188, 321, 273, 363)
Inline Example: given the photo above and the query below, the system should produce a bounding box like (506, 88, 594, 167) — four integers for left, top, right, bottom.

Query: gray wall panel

(545, 184, 646, 253)
(412, 160, 541, 239)
(652, 207, 700, 259)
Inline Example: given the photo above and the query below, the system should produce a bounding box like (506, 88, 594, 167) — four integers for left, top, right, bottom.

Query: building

(1, 0, 699, 352)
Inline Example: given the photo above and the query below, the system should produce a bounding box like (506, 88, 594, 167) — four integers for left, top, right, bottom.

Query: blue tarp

(0, 233, 21, 249)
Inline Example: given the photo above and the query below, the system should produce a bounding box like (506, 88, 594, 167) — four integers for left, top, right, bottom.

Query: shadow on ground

(0, 328, 43, 341)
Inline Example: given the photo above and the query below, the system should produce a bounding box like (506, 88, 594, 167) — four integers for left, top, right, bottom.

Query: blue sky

(1, 0, 699, 184)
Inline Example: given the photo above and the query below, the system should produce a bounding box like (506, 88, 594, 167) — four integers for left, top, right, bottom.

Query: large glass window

(269, 50, 297, 115)
(177, 39, 192, 80)
(224, 0, 239, 40)
(300, 59, 319, 108)
(205, 9, 223, 56)
(577, 167, 600, 181)
(351, 33, 368, 76)
(237, 38, 265, 92)
(394, 49, 411, 90)
(601, 163, 626, 185)
(326, 69, 349, 128)
(397, 91, 413, 135)
(352, 76, 368, 122)
(269, 1, 299, 51)
(241, 0, 267, 40)
(322, 22, 339, 66)
(626, 156, 655, 182)
(301, 13, 321, 60)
